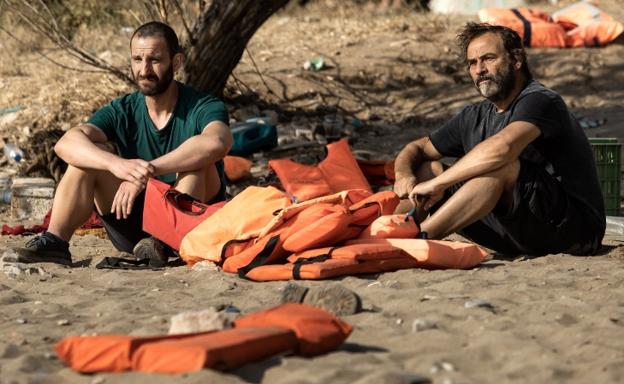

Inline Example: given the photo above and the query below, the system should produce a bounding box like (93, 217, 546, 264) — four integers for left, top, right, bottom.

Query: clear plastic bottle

(3, 143, 24, 163)
(0, 172, 11, 204)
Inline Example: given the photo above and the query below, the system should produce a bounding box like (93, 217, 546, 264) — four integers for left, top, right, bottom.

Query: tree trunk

(183, 0, 289, 96)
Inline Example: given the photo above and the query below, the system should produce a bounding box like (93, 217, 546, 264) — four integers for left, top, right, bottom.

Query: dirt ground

(1, 1, 624, 383)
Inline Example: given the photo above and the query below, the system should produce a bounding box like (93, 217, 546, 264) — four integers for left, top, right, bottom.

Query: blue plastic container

(229, 120, 278, 156)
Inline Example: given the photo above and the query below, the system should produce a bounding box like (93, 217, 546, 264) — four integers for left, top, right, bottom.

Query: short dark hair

(131, 21, 182, 57)
(457, 22, 532, 79)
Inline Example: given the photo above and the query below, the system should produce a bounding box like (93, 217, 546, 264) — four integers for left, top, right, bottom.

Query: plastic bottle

(3, 143, 24, 163)
(0, 172, 11, 204)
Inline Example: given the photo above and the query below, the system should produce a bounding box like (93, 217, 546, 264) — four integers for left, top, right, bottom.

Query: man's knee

(414, 161, 444, 182)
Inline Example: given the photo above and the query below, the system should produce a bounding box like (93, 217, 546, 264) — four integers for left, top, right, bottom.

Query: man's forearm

(55, 129, 118, 171)
(394, 138, 430, 179)
(150, 135, 228, 176)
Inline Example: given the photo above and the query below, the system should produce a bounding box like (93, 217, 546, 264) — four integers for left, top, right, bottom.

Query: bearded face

(473, 60, 516, 102)
(130, 35, 176, 96)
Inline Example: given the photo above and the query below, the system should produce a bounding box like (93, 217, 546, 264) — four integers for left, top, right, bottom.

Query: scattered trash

(412, 318, 438, 332)
(0, 172, 11, 204)
(464, 298, 495, 310)
(303, 57, 325, 71)
(1, 250, 51, 279)
(3, 142, 24, 163)
(168, 307, 234, 334)
(229, 119, 278, 156)
(577, 116, 607, 129)
(0, 106, 25, 115)
(606, 216, 624, 236)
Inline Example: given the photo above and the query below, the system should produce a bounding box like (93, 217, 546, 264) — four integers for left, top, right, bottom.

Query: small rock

(353, 370, 431, 384)
(16, 318, 27, 324)
(191, 260, 220, 272)
(440, 362, 455, 372)
(43, 352, 56, 360)
(57, 319, 70, 326)
(412, 318, 437, 332)
(1, 251, 50, 279)
(33, 300, 43, 305)
(91, 377, 106, 384)
(151, 288, 160, 292)
(396, 318, 403, 325)
(421, 294, 438, 301)
(367, 281, 381, 288)
(464, 298, 494, 310)
(168, 307, 234, 335)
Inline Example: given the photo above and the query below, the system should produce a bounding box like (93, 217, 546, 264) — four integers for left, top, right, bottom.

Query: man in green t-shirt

(13, 21, 232, 266)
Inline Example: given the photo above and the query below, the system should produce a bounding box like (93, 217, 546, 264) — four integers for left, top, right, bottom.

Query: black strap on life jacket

(511, 8, 532, 48)
(292, 255, 331, 280)
(237, 235, 280, 278)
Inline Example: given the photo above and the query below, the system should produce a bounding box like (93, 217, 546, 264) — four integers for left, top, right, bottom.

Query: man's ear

(173, 52, 184, 73)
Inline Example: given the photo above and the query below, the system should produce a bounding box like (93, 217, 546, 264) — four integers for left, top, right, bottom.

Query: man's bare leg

(395, 160, 444, 221)
(174, 162, 222, 203)
(421, 160, 520, 239)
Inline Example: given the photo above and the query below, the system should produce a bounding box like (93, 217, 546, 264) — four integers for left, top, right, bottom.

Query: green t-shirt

(87, 82, 229, 187)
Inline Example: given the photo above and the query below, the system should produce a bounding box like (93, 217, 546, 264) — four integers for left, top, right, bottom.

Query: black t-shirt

(429, 79, 605, 229)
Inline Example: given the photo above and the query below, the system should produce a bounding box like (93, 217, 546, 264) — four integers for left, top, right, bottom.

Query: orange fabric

(55, 333, 202, 373)
(223, 155, 253, 182)
(356, 159, 396, 186)
(269, 139, 371, 202)
(223, 190, 400, 275)
(358, 214, 420, 239)
(132, 327, 298, 373)
(347, 238, 489, 269)
(56, 303, 351, 374)
(552, 1, 614, 29)
(179, 186, 291, 265)
(244, 243, 416, 281)
(565, 20, 624, 47)
(234, 303, 352, 357)
(478, 7, 567, 48)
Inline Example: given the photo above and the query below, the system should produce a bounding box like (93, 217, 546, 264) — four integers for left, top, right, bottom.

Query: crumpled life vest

(223, 189, 399, 276)
(479, 4, 623, 48)
(179, 186, 292, 265)
(478, 7, 567, 48)
(223, 155, 252, 182)
(269, 139, 371, 202)
(55, 303, 351, 374)
(244, 239, 488, 282)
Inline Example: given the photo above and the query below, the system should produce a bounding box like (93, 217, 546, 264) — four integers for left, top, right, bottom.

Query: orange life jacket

(347, 238, 489, 269)
(179, 186, 292, 265)
(565, 20, 623, 47)
(224, 189, 399, 276)
(356, 159, 396, 186)
(269, 139, 371, 202)
(56, 303, 352, 374)
(244, 243, 419, 281)
(478, 7, 567, 48)
(551, 1, 615, 30)
(223, 155, 252, 182)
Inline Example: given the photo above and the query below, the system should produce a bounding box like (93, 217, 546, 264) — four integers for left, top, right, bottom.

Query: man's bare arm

(393, 137, 443, 198)
(55, 123, 153, 186)
(150, 121, 232, 176)
(424, 121, 540, 191)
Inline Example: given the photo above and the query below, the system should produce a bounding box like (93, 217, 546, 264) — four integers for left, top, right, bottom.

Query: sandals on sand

(281, 282, 362, 316)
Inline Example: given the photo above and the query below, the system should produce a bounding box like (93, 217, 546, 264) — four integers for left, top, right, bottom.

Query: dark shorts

(432, 160, 603, 256)
(98, 182, 227, 253)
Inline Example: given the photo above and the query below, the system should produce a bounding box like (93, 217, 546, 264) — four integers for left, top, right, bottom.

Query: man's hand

(409, 178, 445, 212)
(394, 175, 418, 200)
(111, 181, 144, 220)
(109, 158, 154, 187)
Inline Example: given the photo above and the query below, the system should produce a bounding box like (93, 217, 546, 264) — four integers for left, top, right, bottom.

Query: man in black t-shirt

(394, 23, 605, 255)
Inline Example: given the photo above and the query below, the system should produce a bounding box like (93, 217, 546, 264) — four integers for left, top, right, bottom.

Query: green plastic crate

(588, 138, 621, 216)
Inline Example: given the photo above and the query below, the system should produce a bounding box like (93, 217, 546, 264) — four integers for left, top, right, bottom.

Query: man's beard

(134, 65, 174, 96)
(474, 63, 516, 103)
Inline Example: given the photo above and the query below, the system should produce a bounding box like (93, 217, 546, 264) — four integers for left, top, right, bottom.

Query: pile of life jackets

(179, 139, 489, 281)
(56, 303, 352, 374)
(479, 1, 623, 48)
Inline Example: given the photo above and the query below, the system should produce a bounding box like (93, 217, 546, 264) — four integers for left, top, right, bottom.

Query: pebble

(168, 307, 233, 335)
(43, 352, 56, 360)
(464, 298, 494, 310)
(396, 318, 403, 325)
(367, 281, 381, 288)
(16, 318, 27, 324)
(57, 319, 70, 326)
(151, 288, 160, 292)
(33, 300, 43, 305)
(412, 318, 437, 332)
(1, 252, 50, 279)
(430, 361, 455, 374)
(191, 261, 220, 272)
(422, 294, 438, 301)
(91, 377, 106, 384)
